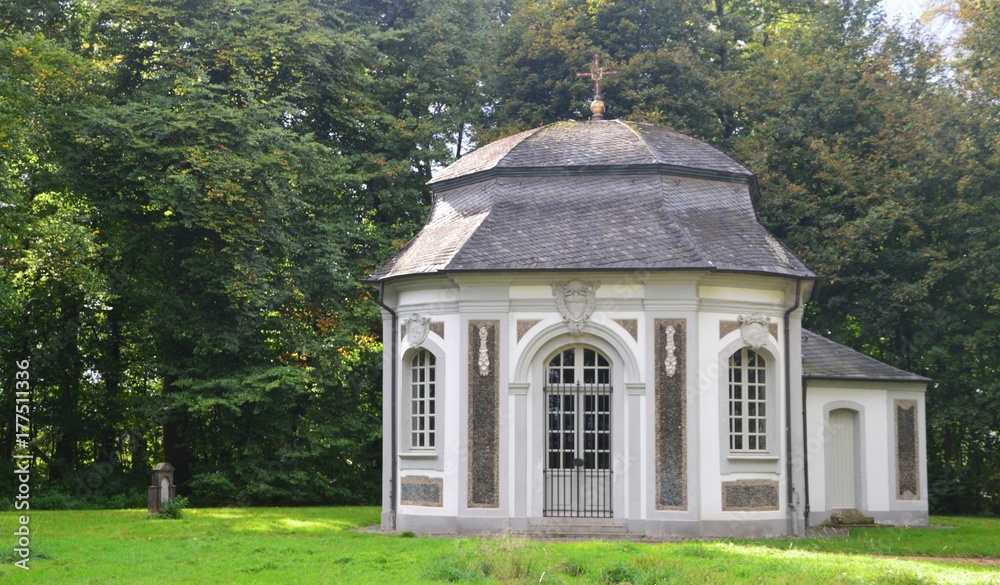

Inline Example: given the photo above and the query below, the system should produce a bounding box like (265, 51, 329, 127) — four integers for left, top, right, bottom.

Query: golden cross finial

(576, 54, 618, 120)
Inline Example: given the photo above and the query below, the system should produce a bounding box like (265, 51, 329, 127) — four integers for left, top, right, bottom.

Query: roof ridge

(494, 125, 546, 167)
(446, 179, 498, 264)
(656, 174, 708, 266)
(615, 120, 658, 164)
(429, 126, 542, 185)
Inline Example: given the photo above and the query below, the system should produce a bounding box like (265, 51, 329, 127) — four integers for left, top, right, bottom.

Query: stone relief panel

(403, 313, 430, 347)
(738, 314, 771, 350)
(663, 324, 678, 378)
(402, 317, 443, 345)
(468, 320, 500, 508)
(400, 476, 444, 507)
(895, 400, 920, 500)
(654, 318, 687, 510)
(552, 280, 599, 334)
(722, 480, 779, 511)
(477, 326, 491, 376)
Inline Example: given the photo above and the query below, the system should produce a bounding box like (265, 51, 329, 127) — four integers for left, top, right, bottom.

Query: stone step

(826, 510, 877, 526)
(519, 521, 631, 538)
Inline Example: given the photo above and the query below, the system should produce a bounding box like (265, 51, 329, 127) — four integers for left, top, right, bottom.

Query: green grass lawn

(1, 507, 997, 584)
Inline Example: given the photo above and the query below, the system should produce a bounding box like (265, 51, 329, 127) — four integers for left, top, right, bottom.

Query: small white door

(827, 409, 857, 510)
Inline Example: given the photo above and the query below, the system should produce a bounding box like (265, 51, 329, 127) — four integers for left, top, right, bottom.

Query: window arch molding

(400, 335, 446, 455)
(716, 333, 782, 472)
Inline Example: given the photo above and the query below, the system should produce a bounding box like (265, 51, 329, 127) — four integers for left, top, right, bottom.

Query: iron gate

(543, 382, 612, 517)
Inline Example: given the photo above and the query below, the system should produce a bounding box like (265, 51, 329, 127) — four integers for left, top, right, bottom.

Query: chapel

(367, 104, 930, 537)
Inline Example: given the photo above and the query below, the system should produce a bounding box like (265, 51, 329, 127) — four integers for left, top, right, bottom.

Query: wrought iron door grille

(543, 382, 612, 517)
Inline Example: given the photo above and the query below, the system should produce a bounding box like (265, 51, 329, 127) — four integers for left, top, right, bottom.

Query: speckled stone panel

(654, 319, 687, 510)
(719, 320, 740, 339)
(516, 319, 541, 342)
(719, 320, 778, 340)
(468, 320, 500, 508)
(722, 480, 779, 511)
(614, 319, 638, 341)
(401, 476, 444, 507)
(895, 400, 920, 500)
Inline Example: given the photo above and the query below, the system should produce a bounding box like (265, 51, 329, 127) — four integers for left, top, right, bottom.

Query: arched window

(409, 350, 436, 449)
(728, 347, 767, 452)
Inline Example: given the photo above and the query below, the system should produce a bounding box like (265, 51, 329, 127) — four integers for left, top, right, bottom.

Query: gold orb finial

(590, 97, 606, 120)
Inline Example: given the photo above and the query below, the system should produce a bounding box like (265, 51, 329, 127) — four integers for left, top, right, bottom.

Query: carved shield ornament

(738, 314, 770, 350)
(404, 314, 431, 347)
(552, 280, 600, 334)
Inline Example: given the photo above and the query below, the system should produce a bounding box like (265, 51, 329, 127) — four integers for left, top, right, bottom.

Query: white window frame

(728, 347, 769, 453)
(716, 339, 780, 471)
(408, 349, 437, 450)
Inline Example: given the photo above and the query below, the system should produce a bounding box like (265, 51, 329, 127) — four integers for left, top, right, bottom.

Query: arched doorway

(543, 345, 612, 517)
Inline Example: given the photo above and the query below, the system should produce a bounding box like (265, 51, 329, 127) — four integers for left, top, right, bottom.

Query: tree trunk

(162, 374, 192, 485)
(96, 307, 123, 464)
(50, 300, 82, 482)
(715, 0, 729, 71)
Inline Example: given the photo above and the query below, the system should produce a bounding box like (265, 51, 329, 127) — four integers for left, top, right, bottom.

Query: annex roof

(802, 329, 932, 384)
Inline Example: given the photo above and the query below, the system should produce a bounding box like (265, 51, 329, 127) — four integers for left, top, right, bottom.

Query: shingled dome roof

(368, 120, 816, 282)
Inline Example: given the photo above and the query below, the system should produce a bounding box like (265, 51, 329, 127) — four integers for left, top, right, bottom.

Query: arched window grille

(410, 350, 436, 449)
(728, 347, 767, 452)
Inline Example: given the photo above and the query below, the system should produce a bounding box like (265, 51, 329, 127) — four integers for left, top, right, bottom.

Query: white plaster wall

(489, 271, 652, 524)
(640, 273, 699, 524)
(887, 387, 931, 524)
(807, 385, 888, 514)
(390, 275, 465, 521)
(384, 270, 813, 535)
(696, 309, 725, 518)
(441, 313, 462, 515)
(692, 278, 797, 524)
(807, 380, 928, 525)
(380, 309, 393, 528)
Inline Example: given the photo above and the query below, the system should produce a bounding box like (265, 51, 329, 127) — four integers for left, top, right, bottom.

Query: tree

(0, 17, 120, 493)
(68, 0, 382, 500)
(726, 0, 1000, 513)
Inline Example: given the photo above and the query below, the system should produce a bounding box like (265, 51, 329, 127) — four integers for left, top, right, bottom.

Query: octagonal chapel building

(367, 118, 930, 538)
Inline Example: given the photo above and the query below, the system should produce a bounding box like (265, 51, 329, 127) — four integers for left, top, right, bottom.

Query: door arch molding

(513, 320, 640, 385)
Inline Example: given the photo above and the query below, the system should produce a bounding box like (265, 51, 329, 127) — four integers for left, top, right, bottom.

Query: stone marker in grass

(147, 462, 177, 518)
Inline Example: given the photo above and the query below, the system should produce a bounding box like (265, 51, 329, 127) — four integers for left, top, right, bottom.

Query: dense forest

(1, 0, 997, 514)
